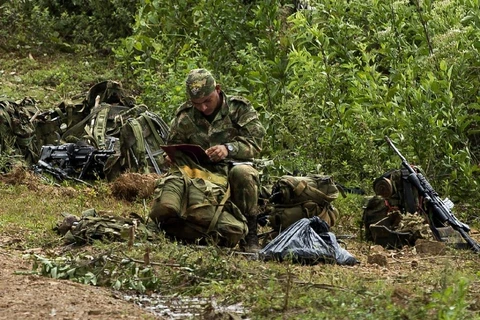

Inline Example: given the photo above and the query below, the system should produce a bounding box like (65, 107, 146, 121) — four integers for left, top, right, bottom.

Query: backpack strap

(62, 104, 110, 142)
(142, 112, 165, 146)
(91, 106, 110, 148)
(289, 179, 338, 204)
(401, 168, 417, 214)
(207, 184, 231, 233)
(127, 118, 146, 167)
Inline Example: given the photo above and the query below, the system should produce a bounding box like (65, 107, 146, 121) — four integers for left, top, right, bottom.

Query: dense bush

(115, 0, 480, 201)
(0, 0, 137, 52)
(2, 0, 480, 205)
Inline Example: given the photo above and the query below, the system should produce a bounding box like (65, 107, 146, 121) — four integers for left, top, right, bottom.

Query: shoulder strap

(207, 184, 231, 233)
(91, 106, 110, 148)
(127, 118, 146, 166)
(61, 104, 110, 142)
(141, 112, 167, 146)
(401, 168, 417, 214)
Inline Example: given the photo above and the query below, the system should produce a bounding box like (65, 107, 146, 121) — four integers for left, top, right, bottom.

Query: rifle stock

(385, 136, 480, 253)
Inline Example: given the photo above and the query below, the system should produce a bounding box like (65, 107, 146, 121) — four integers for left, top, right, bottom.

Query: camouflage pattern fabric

(0, 97, 39, 163)
(167, 90, 266, 218)
(397, 213, 433, 240)
(149, 173, 248, 247)
(185, 68, 216, 100)
(264, 175, 340, 230)
(168, 92, 265, 161)
(55, 208, 155, 245)
(229, 164, 260, 218)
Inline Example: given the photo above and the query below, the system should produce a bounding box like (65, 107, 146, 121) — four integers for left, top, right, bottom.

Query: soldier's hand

(206, 145, 228, 162)
(164, 155, 173, 166)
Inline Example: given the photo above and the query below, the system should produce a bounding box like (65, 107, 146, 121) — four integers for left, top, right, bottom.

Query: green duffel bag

(264, 175, 340, 230)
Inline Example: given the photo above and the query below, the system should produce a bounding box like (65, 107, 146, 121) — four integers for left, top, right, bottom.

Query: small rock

(415, 239, 446, 256)
(367, 253, 388, 266)
(411, 260, 418, 269)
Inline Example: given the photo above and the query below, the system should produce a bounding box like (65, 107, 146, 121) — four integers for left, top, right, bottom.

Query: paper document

(161, 144, 212, 164)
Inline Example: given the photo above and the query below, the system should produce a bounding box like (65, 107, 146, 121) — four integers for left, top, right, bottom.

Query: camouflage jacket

(167, 91, 265, 161)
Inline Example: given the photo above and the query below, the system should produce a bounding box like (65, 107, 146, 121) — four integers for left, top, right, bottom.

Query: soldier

(165, 68, 266, 252)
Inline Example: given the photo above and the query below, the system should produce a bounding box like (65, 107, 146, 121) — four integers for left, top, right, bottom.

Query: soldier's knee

(229, 164, 259, 182)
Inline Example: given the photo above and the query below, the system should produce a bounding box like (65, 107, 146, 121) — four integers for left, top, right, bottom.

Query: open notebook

(161, 144, 212, 164)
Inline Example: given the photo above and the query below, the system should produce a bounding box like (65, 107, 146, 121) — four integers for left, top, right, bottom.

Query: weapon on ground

(385, 136, 480, 253)
(144, 141, 163, 174)
(33, 137, 117, 183)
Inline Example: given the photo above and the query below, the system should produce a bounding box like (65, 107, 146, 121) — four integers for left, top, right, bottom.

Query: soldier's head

(185, 68, 221, 116)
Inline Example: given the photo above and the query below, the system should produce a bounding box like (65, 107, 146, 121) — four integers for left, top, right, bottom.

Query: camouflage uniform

(167, 68, 266, 250)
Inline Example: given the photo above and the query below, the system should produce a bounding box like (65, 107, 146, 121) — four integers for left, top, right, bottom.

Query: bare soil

(0, 238, 160, 320)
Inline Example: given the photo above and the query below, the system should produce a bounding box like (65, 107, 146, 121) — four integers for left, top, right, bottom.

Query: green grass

(2, 175, 480, 319)
(0, 51, 123, 108)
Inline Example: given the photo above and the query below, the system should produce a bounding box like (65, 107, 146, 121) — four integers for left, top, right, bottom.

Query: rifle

(385, 136, 480, 253)
(144, 141, 162, 174)
(34, 137, 117, 182)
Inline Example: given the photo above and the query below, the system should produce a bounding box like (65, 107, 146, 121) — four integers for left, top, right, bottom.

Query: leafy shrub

(0, 0, 137, 52)
(3, 0, 480, 205)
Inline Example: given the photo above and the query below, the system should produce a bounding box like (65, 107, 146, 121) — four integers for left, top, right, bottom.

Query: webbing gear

(141, 111, 168, 174)
(401, 168, 417, 214)
(62, 104, 110, 142)
(142, 111, 168, 146)
(91, 106, 109, 148)
(127, 118, 146, 165)
(208, 184, 231, 233)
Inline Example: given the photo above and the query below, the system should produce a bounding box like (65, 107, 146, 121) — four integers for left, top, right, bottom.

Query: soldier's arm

(225, 100, 265, 160)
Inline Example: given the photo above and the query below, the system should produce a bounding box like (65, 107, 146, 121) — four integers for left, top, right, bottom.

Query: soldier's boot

(243, 215, 260, 253)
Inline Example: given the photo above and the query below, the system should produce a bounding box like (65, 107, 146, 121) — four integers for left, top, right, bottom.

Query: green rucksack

(264, 174, 340, 231)
(149, 164, 248, 247)
(360, 167, 440, 248)
(362, 168, 421, 241)
(33, 80, 133, 156)
(0, 97, 39, 164)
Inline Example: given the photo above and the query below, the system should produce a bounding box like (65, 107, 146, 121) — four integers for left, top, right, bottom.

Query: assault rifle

(34, 137, 117, 183)
(385, 136, 480, 253)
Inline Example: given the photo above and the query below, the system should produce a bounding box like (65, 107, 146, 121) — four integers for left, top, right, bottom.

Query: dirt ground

(0, 237, 160, 320)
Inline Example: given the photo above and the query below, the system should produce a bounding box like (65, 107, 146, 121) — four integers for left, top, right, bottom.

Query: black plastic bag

(259, 216, 359, 266)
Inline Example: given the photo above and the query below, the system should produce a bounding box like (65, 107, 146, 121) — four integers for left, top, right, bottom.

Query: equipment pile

(1, 80, 170, 183)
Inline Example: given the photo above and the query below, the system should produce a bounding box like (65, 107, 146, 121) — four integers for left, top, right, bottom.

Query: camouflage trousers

(228, 164, 260, 218)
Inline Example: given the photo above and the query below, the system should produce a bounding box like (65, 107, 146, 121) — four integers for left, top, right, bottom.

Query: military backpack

(263, 174, 340, 231)
(149, 167, 248, 247)
(362, 168, 431, 248)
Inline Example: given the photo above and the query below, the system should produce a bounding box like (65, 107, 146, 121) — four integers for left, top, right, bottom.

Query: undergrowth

(1, 175, 480, 319)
